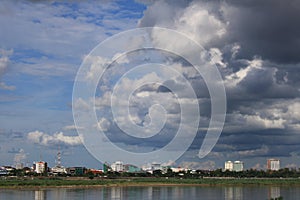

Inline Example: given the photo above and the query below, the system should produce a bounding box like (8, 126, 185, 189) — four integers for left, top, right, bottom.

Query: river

(0, 185, 298, 199)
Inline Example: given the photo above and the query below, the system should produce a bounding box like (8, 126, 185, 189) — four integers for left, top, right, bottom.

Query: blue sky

(1, 0, 300, 170)
(0, 0, 146, 168)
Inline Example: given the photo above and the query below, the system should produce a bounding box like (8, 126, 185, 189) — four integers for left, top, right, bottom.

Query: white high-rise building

(267, 159, 280, 171)
(233, 161, 244, 172)
(225, 161, 233, 171)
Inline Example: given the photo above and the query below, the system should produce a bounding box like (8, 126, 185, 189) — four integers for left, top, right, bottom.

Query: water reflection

(35, 190, 46, 200)
(111, 187, 122, 199)
(0, 185, 291, 200)
(224, 187, 243, 200)
(268, 186, 281, 199)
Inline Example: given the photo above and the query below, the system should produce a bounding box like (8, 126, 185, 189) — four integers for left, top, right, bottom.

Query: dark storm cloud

(216, 130, 300, 158)
(224, 0, 300, 63)
(139, 0, 300, 63)
(104, 120, 179, 153)
(226, 65, 300, 100)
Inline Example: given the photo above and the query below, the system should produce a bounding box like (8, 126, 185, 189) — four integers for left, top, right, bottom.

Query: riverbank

(1, 177, 300, 189)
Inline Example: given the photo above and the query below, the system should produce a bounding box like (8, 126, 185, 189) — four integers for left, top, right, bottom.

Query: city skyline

(0, 0, 300, 170)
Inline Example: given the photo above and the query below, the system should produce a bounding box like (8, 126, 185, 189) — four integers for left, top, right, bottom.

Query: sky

(0, 0, 300, 170)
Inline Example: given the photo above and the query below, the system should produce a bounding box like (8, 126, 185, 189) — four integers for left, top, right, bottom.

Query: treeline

(206, 168, 300, 178)
(101, 168, 300, 179)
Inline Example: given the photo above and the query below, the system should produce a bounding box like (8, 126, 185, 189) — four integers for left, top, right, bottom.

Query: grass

(1, 177, 300, 188)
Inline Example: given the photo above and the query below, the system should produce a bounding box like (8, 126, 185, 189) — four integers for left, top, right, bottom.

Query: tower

(56, 150, 61, 168)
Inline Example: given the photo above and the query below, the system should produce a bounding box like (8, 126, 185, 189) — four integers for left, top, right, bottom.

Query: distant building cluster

(0, 151, 283, 176)
(224, 159, 281, 172)
(104, 161, 191, 175)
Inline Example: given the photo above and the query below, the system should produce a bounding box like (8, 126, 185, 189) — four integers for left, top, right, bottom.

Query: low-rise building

(124, 164, 141, 173)
(51, 166, 67, 174)
(0, 167, 8, 176)
(111, 161, 124, 172)
(151, 163, 161, 171)
(66, 167, 87, 176)
(34, 161, 47, 174)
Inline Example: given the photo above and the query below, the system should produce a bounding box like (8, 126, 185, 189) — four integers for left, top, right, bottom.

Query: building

(15, 163, 24, 170)
(171, 167, 183, 173)
(151, 163, 161, 171)
(87, 169, 103, 175)
(51, 166, 66, 174)
(34, 161, 47, 174)
(224, 161, 233, 171)
(103, 162, 112, 173)
(267, 159, 280, 171)
(0, 167, 8, 176)
(66, 167, 87, 176)
(111, 161, 124, 172)
(233, 161, 244, 172)
(1, 166, 15, 174)
(124, 164, 141, 173)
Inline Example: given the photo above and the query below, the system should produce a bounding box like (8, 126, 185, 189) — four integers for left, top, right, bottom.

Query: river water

(0, 185, 298, 200)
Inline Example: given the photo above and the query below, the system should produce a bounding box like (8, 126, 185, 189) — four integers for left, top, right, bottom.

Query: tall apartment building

(224, 160, 244, 172)
(225, 161, 233, 171)
(267, 159, 280, 171)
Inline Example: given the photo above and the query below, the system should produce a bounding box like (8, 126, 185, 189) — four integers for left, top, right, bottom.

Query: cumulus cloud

(27, 130, 82, 147)
(95, 117, 111, 132)
(139, 0, 226, 47)
(0, 49, 15, 90)
(135, 0, 300, 165)
(13, 149, 27, 166)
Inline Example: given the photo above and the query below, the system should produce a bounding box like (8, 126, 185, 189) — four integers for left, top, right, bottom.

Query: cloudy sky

(0, 0, 299, 170)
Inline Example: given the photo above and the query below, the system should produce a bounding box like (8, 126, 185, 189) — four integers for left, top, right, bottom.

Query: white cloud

(0, 82, 15, 91)
(174, 3, 226, 46)
(139, 1, 227, 47)
(225, 57, 263, 88)
(209, 48, 226, 68)
(225, 112, 285, 133)
(0, 1, 139, 78)
(84, 56, 110, 83)
(245, 115, 285, 130)
(27, 130, 82, 146)
(95, 117, 111, 132)
(0, 48, 15, 90)
(225, 99, 300, 133)
(13, 148, 27, 166)
(73, 97, 91, 111)
(63, 124, 84, 131)
(237, 145, 269, 157)
(285, 163, 298, 169)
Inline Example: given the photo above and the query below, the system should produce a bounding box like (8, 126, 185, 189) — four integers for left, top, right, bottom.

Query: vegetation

(1, 177, 300, 188)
